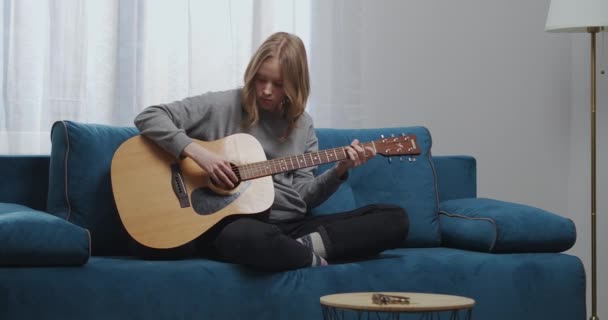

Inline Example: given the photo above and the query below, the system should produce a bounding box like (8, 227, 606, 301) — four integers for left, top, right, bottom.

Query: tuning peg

(399, 156, 404, 162)
(388, 157, 392, 164)
(408, 157, 417, 162)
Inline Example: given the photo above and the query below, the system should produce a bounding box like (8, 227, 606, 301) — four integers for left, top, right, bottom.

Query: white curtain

(308, 0, 363, 129)
(0, 0, 311, 154)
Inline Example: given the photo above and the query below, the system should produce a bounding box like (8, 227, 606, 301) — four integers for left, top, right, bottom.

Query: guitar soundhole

(209, 180, 241, 193)
(208, 162, 242, 192)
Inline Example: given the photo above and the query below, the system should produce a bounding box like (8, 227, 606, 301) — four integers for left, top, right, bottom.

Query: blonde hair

(241, 32, 310, 138)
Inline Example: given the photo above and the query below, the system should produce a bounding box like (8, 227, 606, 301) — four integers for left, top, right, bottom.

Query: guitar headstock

(373, 134, 421, 157)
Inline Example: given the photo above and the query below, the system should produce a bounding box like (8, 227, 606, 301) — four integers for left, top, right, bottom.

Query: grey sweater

(134, 89, 345, 221)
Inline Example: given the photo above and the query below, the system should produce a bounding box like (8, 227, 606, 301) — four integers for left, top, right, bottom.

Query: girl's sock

(296, 232, 327, 258)
(311, 252, 328, 266)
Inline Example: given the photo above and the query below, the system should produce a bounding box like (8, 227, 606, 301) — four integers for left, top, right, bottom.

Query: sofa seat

(0, 247, 584, 320)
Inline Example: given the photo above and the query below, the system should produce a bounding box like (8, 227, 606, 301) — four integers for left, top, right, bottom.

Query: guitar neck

(237, 142, 375, 181)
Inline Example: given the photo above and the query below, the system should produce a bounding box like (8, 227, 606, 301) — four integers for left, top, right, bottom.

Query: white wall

(358, 0, 571, 213)
(310, 0, 606, 318)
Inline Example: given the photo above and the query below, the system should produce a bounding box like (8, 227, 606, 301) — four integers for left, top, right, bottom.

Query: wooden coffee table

(320, 292, 475, 320)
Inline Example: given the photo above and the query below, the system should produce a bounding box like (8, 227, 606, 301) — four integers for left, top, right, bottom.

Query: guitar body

(111, 134, 274, 249)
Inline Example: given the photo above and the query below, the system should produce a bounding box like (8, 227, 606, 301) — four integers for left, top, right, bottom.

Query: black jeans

(130, 204, 409, 271)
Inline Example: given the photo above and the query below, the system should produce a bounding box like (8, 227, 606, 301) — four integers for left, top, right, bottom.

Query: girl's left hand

(335, 139, 376, 176)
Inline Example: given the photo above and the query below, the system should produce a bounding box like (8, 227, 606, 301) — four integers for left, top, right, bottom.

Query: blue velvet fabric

(0, 248, 585, 320)
(311, 127, 440, 247)
(47, 121, 138, 256)
(439, 198, 576, 253)
(0, 156, 50, 211)
(0, 210, 90, 266)
(432, 155, 477, 201)
(0, 203, 34, 214)
(1, 125, 587, 320)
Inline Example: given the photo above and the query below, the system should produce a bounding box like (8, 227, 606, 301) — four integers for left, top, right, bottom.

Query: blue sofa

(0, 121, 585, 320)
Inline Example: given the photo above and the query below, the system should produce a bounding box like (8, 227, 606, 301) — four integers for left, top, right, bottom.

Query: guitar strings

(237, 141, 378, 173)
(234, 141, 378, 180)
(238, 143, 364, 172)
(227, 136, 414, 181)
(241, 146, 349, 169)
(235, 146, 349, 179)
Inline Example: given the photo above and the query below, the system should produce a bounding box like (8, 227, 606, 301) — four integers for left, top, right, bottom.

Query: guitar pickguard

(190, 181, 252, 215)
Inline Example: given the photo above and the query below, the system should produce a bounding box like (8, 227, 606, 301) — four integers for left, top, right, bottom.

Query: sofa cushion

(0, 249, 585, 320)
(432, 155, 477, 201)
(439, 198, 576, 253)
(0, 209, 90, 266)
(0, 156, 50, 211)
(47, 121, 138, 255)
(311, 127, 440, 247)
(0, 203, 33, 214)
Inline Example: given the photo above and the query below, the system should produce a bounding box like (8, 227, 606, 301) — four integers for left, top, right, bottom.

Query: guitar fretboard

(237, 142, 375, 181)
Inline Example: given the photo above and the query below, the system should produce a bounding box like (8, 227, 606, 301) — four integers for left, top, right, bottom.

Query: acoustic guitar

(111, 133, 420, 249)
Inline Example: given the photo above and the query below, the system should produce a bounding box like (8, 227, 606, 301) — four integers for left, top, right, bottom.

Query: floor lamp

(545, 1, 608, 320)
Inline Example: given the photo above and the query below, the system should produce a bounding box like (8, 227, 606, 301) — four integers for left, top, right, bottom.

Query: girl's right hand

(183, 142, 239, 189)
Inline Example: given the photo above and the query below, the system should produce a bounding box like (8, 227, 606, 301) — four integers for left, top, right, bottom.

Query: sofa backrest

(47, 121, 138, 255)
(46, 121, 440, 255)
(311, 127, 440, 247)
(0, 156, 50, 211)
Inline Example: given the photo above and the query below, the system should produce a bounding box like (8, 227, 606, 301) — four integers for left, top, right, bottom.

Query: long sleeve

(134, 90, 242, 159)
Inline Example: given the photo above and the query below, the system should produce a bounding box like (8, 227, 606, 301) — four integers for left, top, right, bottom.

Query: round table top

(320, 292, 475, 312)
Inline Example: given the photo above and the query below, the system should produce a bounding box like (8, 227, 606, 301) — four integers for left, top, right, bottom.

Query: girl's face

(255, 57, 286, 113)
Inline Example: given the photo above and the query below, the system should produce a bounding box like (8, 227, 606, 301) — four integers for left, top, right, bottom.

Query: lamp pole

(588, 26, 599, 320)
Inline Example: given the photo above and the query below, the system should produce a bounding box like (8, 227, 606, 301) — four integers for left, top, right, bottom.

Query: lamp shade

(545, 0, 608, 32)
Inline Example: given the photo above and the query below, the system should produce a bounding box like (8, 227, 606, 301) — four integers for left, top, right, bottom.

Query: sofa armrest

(0, 209, 90, 266)
(0, 156, 50, 211)
(432, 156, 476, 201)
(439, 198, 576, 253)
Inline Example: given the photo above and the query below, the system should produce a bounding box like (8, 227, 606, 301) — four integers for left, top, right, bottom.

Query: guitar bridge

(171, 164, 191, 208)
